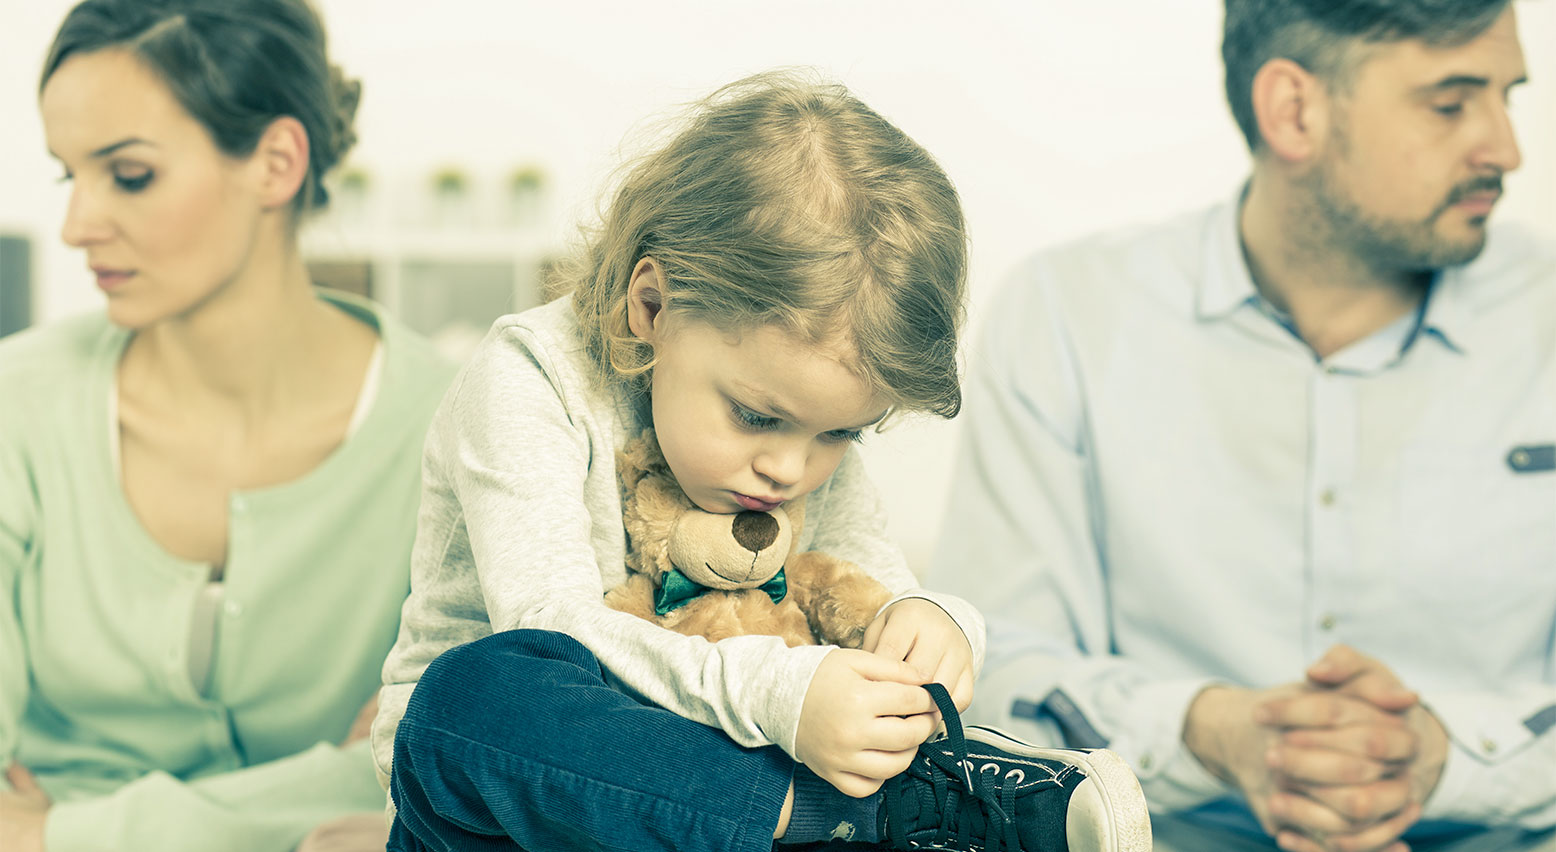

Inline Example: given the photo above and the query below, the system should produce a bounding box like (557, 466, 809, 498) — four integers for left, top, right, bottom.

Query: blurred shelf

(302, 226, 559, 363)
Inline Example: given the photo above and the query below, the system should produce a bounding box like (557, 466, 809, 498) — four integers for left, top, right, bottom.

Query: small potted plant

(504, 164, 548, 228)
(430, 165, 473, 229)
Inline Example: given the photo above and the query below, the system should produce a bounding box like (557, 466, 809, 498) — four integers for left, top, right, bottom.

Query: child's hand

(862, 598, 974, 713)
(794, 649, 938, 798)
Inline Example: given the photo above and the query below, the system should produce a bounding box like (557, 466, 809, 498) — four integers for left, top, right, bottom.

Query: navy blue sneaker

(878, 683, 1151, 851)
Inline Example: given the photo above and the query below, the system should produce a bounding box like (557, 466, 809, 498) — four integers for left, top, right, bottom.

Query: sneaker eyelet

(1005, 768, 1025, 784)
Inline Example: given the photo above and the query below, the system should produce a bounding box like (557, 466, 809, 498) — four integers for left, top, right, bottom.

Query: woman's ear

(627, 257, 668, 341)
(1250, 57, 1331, 164)
(251, 115, 311, 209)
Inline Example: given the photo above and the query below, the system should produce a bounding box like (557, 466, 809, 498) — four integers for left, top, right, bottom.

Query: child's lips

(732, 492, 782, 512)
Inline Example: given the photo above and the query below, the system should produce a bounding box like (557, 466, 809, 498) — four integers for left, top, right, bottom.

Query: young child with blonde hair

(373, 70, 1148, 852)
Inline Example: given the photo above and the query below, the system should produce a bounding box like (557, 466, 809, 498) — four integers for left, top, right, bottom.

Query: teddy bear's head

(619, 429, 806, 599)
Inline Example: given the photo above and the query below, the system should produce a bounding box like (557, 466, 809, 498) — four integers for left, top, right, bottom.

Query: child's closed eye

(820, 428, 864, 445)
(729, 401, 781, 432)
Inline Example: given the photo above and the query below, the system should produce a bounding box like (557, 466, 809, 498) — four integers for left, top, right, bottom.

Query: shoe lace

(882, 682, 1023, 851)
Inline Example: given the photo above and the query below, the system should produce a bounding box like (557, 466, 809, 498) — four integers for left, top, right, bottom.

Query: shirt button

(1318, 489, 1337, 507)
(1511, 450, 1531, 468)
(1319, 614, 1337, 631)
(1481, 738, 1498, 754)
(1323, 365, 1341, 375)
(1138, 754, 1154, 771)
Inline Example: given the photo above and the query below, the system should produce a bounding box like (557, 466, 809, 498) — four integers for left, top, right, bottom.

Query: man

(930, 2, 1555, 851)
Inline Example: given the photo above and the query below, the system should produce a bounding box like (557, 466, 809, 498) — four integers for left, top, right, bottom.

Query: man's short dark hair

(1222, 0, 1512, 151)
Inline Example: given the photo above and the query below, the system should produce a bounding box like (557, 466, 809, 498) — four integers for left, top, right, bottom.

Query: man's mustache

(1445, 175, 1504, 205)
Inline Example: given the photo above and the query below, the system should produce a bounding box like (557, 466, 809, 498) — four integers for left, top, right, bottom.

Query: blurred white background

(2, 1, 1553, 572)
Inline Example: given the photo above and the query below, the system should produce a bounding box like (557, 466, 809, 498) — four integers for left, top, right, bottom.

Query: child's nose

(753, 445, 804, 489)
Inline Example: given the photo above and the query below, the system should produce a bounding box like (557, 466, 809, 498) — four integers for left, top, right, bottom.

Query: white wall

(4, 1, 1554, 573)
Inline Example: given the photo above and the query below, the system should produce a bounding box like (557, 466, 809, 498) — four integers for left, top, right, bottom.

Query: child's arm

(375, 318, 837, 784)
(801, 449, 986, 709)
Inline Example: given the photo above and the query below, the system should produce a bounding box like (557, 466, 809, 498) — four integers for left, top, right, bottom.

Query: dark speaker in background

(0, 234, 32, 338)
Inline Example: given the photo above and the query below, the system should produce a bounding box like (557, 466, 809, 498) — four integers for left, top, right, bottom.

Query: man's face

(1307, 6, 1526, 270)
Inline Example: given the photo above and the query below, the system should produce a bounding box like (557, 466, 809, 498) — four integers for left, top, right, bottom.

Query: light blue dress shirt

(930, 195, 1556, 836)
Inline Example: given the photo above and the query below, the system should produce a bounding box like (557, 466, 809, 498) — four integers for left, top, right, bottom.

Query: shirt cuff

(46, 785, 134, 852)
(1084, 676, 1230, 813)
(754, 641, 835, 759)
(1419, 688, 1556, 823)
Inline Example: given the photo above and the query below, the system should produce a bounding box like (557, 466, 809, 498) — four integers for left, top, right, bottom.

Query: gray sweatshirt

(372, 297, 986, 790)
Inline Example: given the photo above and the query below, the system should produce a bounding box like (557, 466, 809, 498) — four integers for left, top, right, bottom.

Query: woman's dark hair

(41, 0, 360, 214)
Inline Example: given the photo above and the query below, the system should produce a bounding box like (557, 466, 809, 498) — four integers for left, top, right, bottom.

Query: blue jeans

(388, 629, 795, 852)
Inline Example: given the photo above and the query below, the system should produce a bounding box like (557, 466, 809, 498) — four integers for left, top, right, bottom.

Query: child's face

(645, 315, 888, 515)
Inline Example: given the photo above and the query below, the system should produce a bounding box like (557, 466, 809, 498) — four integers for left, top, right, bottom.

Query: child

(372, 71, 1148, 852)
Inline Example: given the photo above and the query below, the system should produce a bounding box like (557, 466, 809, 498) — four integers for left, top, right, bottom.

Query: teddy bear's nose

(732, 511, 779, 553)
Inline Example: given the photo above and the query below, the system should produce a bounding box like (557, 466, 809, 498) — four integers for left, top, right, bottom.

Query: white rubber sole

(966, 726, 1153, 852)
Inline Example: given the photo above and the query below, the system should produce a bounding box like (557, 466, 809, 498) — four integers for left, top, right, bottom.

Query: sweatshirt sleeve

(806, 448, 986, 675)
(376, 322, 832, 788)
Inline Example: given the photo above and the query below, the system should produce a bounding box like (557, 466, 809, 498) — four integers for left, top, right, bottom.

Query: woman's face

(40, 49, 267, 329)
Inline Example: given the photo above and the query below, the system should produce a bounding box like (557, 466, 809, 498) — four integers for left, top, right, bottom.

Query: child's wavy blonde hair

(564, 69, 968, 420)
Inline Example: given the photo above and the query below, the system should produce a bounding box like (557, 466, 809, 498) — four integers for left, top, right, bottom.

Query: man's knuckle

(1343, 789, 1373, 819)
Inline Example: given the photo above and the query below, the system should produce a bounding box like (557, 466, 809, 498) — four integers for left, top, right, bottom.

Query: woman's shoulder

(317, 287, 455, 391)
(0, 311, 120, 391)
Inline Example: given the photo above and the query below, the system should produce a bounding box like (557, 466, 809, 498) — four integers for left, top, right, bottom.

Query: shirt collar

(1195, 181, 1471, 356)
(1416, 268, 1470, 354)
(1195, 185, 1261, 322)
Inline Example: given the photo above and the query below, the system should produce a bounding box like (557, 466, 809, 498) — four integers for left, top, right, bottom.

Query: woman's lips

(92, 268, 134, 292)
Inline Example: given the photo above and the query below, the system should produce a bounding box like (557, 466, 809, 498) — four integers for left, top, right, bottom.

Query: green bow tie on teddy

(654, 567, 789, 616)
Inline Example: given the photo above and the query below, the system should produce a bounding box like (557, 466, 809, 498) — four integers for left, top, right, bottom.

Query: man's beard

(1304, 161, 1502, 272)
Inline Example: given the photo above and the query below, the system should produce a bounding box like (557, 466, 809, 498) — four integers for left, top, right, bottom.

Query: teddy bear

(603, 428, 893, 648)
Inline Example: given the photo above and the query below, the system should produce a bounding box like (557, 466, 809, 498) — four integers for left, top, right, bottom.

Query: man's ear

(1250, 58, 1331, 164)
(627, 257, 668, 341)
(250, 115, 311, 209)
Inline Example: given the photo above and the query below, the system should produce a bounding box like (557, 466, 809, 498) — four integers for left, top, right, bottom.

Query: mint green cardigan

(0, 291, 454, 851)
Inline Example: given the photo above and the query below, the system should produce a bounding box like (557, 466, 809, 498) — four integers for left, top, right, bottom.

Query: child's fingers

(871, 711, 940, 751)
(845, 648, 929, 686)
(948, 667, 975, 713)
(863, 680, 939, 719)
(820, 768, 889, 800)
(845, 747, 919, 782)
(860, 616, 885, 654)
(872, 619, 918, 667)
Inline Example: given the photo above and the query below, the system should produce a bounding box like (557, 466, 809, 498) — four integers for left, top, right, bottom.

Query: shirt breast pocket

(1397, 442, 1556, 614)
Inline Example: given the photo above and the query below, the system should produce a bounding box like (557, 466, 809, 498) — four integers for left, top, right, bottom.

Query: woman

(0, 1, 453, 849)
